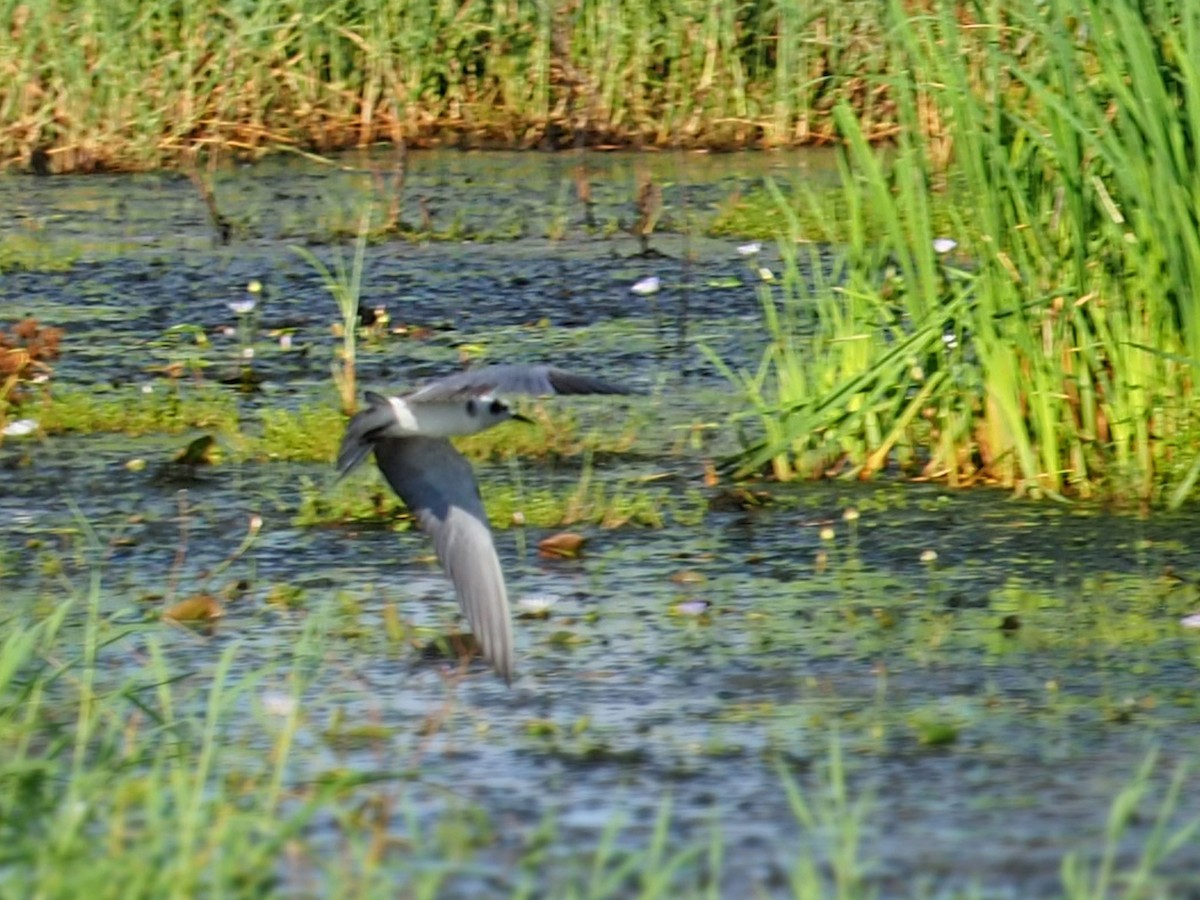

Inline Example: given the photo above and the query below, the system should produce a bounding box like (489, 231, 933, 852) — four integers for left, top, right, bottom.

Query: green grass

(716, 0, 1200, 507)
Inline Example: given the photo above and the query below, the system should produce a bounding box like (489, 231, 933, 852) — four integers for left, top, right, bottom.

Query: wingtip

(492, 645, 515, 685)
(545, 366, 642, 396)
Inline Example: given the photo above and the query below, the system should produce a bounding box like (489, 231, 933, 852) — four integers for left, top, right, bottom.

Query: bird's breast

(387, 397, 495, 437)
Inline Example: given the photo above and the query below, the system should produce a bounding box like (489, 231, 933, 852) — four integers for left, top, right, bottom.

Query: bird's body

(337, 364, 637, 683)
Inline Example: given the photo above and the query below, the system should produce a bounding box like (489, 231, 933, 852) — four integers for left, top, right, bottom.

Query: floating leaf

(322, 723, 393, 749)
(547, 630, 588, 647)
(418, 632, 480, 661)
(172, 434, 217, 466)
(914, 720, 960, 746)
(538, 532, 587, 559)
(163, 593, 223, 623)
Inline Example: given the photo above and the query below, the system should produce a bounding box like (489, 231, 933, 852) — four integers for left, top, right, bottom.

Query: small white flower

(631, 276, 661, 296)
(737, 242, 762, 257)
(141, 383, 154, 395)
(674, 599, 710, 617)
(260, 691, 298, 717)
(242, 347, 255, 360)
(933, 238, 958, 255)
(518, 594, 559, 614)
(2, 418, 38, 437)
(1181, 613, 1200, 629)
(228, 299, 257, 316)
(279, 333, 293, 350)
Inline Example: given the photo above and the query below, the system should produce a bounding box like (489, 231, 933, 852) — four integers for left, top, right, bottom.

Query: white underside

(386, 396, 507, 438)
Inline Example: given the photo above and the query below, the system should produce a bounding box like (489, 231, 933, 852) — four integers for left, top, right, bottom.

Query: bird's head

(466, 394, 533, 427)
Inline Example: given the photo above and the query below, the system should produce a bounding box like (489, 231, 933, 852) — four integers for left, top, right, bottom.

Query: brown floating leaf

(538, 531, 587, 559)
(418, 631, 480, 662)
(703, 460, 720, 488)
(164, 593, 223, 623)
(707, 487, 773, 512)
(670, 570, 706, 586)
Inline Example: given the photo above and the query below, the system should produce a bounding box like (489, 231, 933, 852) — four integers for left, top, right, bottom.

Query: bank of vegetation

(719, 0, 1200, 508)
(8, 0, 934, 172)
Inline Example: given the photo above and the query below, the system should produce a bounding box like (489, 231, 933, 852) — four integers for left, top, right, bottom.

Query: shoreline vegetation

(5, 0, 916, 174)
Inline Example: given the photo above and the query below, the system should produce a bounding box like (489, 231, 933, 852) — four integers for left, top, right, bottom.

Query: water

(2, 150, 1199, 897)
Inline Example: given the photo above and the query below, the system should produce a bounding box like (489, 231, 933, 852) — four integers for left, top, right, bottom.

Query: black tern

(336, 364, 637, 683)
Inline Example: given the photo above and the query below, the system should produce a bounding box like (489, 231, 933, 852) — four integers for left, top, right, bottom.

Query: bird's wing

(405, 364, 637, 402)
(336, 392, 396, 478)
(373, 436, 514, 682)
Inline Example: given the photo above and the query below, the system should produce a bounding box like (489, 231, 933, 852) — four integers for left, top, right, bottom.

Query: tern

(336, 364, 637, 683)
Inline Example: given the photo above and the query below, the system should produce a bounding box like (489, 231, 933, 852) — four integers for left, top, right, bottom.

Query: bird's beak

(510, 412, 536, 425)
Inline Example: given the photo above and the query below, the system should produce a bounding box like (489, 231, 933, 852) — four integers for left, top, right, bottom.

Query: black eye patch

(489, 399, 507, 415)
(466, 399, 477, 416)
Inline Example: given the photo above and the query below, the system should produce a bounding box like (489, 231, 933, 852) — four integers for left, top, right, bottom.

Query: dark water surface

(2, 151, 1199, 897)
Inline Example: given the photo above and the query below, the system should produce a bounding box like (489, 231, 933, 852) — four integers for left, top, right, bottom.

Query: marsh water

(3, 151, 1200, 897)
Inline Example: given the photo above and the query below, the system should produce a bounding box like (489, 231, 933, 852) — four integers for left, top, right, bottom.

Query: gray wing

(336, 392, 396, 478)
(405, 364, 638, 402)
(373, 436, 514, 683)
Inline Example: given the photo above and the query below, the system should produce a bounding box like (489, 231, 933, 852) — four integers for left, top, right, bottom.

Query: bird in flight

(337, 364, 638, 683)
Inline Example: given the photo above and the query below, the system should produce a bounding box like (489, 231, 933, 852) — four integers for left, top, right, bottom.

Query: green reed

(723, 0, 1200, 506)
(6, 0, 936, 171)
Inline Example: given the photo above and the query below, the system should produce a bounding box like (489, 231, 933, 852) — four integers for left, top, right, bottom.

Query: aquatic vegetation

(292, 218, 369, 416)
(21, 380, 644, 468)
(33, 386, 240, 436)
(0, 233, 82, 272)
(2, 572, 1191, 897)
(297, 465, 701, 532)
(251, 405, 345, 463)
(720, 0, 1200, 507)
